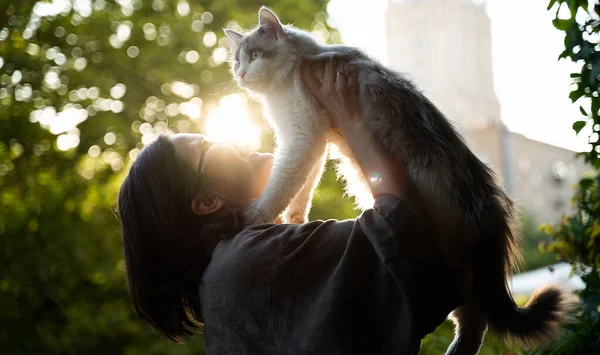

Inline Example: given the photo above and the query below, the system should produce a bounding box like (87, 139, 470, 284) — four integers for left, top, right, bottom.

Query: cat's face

(225, 8, 296, 93)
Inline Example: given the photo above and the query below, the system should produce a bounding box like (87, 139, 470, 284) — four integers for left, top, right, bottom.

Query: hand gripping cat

(225, 7, 576, 355)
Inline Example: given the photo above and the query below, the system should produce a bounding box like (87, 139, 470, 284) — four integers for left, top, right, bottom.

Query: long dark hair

(118, 135, 243, 342)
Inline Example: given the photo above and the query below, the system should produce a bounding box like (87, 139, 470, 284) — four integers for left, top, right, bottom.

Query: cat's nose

(239, 72, 246, 79)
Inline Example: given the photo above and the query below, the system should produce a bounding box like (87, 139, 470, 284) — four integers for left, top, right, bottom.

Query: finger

(336, 59, 345, 76)
(300, 60, 322, 94)
(335, 68, 345, 91)
(348, 64, 359, 91)
(274, 215, 284, 224)
(323, 58, 335, 89)
(334, 59, 345, 84)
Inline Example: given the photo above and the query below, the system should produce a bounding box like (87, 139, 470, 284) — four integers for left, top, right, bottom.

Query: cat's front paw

(283, 209, 307, 224)
(244, 199, 276, 225)
(244, 210, 271, 225)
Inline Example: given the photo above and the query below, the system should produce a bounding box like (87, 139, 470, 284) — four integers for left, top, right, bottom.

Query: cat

(224, 7, 576, 355)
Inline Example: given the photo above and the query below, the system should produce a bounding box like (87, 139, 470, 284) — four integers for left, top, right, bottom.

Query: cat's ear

(224, 29, 243, 47)
(258, 7, 283, 38)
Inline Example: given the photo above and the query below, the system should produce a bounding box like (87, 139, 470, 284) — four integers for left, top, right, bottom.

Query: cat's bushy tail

(488, 283, 577, 347)
(472, 171, 578, 348)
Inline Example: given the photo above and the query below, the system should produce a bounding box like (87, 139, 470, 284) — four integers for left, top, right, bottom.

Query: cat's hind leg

(283, 146, 328, 223)
(446, 301, 488, 355)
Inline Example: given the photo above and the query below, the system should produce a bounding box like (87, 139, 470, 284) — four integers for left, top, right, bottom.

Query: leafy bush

(531, 0, 600, 353)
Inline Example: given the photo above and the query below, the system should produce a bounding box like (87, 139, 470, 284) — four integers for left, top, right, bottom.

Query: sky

(327, 0, 588, 152)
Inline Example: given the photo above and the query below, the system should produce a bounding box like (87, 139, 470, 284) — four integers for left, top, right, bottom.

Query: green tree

(0, 1, 333, 354)
(532, 0, 600, 353)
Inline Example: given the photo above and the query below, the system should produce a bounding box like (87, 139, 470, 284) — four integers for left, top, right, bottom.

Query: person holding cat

(118, 57, 462, 354)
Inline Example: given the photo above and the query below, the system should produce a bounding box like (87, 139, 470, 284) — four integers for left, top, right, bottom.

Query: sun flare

(204, 94, 262, 150)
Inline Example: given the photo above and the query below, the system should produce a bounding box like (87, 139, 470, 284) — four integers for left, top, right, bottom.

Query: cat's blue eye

(251, 51, 260, 61)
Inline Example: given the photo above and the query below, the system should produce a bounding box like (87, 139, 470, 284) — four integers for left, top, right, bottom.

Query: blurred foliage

(420, 320, 525, 355)
(0, 0, 332, 354)
(532, 0, 600, 353)
(520, 211, 557, 271)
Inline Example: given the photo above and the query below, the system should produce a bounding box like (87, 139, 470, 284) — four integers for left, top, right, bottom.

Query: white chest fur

(262, 82, 329, 141)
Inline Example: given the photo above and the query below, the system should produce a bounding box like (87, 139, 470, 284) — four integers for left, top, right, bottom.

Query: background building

(385, 0, 589, 223)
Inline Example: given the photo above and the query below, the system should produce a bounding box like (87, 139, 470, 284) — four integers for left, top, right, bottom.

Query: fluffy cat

(225, 7, 576, 355)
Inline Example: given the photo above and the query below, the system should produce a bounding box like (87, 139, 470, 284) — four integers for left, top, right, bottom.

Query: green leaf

(547, 0, 558, 11)
(581, 106, 589, 116)
(593, 97, 600, 119)
(573, 120, 587, 134)
(553, 18, 573, 31)
(570, 88, 585, 102)
(580, 178, 594, 189)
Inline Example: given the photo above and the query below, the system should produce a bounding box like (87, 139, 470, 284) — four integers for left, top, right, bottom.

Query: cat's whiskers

(214, 79, 239, 96)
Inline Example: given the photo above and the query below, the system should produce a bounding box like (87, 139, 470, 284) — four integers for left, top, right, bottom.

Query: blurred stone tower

(386, 0, 498, 130)
(384, 0, 588, 223)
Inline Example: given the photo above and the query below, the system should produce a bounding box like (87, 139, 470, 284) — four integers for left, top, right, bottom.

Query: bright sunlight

(204, 94, 262, 150)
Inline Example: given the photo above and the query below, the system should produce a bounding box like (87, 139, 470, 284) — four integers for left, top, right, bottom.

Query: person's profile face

(169, 133, 273, 203)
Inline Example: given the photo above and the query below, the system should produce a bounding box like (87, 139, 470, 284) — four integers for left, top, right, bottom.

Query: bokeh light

(56, 130, 80, 151)
(185, 50, 200, 63)
(201, 12, 213, 24)
(203, 31, 217, 47)
(127, 46, 139, 57)
(116, 23, 132, 41)
(212, 48, 228, 65)
(179, 97, 202, 119)
(110, 83, 126, 99)
(143, 23, 157, 40)
(177, 1, 190, 17)
(191, 19, 204, 32)
(171, 80, 194, 99)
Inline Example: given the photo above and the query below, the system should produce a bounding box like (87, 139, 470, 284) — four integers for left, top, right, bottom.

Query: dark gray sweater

(200, 194, 462, 355)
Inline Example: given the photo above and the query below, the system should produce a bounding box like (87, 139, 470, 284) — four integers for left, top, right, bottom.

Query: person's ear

(191, 195, 227, 216)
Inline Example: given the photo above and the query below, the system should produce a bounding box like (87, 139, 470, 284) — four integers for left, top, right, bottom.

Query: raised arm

(301, 58, 410, 201)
